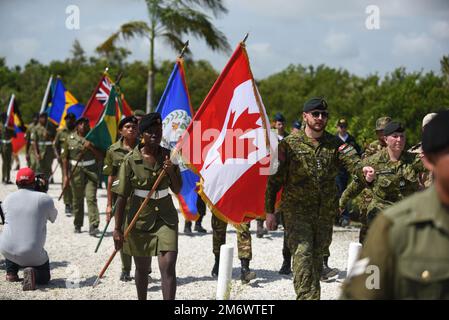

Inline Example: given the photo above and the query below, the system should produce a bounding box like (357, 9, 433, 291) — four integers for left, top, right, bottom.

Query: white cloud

(392, 33, 436, 57)
(323, 32, 359, 58)
(430, 21, 449, 39)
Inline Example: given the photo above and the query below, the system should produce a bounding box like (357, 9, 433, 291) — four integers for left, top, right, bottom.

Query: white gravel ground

(0, 157, 358, 300)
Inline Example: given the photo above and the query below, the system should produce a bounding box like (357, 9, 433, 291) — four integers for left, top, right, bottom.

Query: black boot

(211, 255, 219, 277)
(194, 221, 207, 233)
(184, 221, 192, 234)
(256, 220, 268, 238)
(321, 256, 338, 280)
(240, 258, 256, 284)
(279, 256, 292, 275)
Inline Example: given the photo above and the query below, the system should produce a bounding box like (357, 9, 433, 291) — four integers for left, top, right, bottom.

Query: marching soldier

(103, 116, 139, 282)
(363, 116, 391, 158)
(1, 112, 16, 184)
(265, 97, 374, 300)
(31, 112, 56, 179)
(62, 117, 103, 236)
(25, 113, 39, 169)
(341, 110, 449, 299)
(54, 112, 76, 216)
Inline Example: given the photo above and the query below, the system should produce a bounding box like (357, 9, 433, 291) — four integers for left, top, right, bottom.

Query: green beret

(138, 112, 162, 133)
(303, 97, 328, 112)
(422, 110, 449, 154)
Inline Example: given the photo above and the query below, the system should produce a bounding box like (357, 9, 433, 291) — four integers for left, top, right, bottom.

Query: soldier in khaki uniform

(54, 113, 76, 216)
(211, 216, 256, 283)
(31, 112, 56, 178)
(265, 98, 374, 300)
(103, 116, 139, 282)
(112, 113, 182, 300)
(1, 112, 16, 184)
(340, 122, 424, 232)
(62, 117, 103, 235)
(25, 113, 39, 169)
(341, 110, 449, 299)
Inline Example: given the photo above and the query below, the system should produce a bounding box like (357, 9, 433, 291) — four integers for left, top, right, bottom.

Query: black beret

(383, 121, 405, 136)
(292, 120, 301, 129)
(65, 112, 76, 120)
(118, 116, 138, 130)
(139, 112, 162, 133)
(75, 117, 90, 126)
(303, 97, 328, 112)
(274, 112, 285, 122)
(422, 110, 449, 154)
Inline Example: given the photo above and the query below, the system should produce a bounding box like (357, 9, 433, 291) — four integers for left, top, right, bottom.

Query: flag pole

(178, 40, 189, 59)
(241, 33, 249, 45)
(4, 94, 14, 126)
(40, 75, 53, 113)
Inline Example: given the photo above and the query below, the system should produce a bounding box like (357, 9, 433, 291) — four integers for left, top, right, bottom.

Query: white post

(346, 242, 362, 277)
(216, 244, 234, 300)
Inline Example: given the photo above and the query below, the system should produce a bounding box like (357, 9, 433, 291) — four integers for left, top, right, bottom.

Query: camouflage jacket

(340, 148, 424, 215)
(265, 129, 363, 218)
(363, 140, 385, 159)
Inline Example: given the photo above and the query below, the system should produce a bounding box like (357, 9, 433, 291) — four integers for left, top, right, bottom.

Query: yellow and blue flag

(156, 59, 200, 222)
(48, 78, 84, 128)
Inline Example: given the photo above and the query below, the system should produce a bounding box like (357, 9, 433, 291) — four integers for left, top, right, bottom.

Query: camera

(34, 173, 49, 193)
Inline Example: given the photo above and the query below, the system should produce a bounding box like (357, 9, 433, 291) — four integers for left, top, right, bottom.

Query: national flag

(48, 78, 85, 129)
(82, 74, 133, 129)
(177, 43, 278, 224)
(155, 59, 199, 222)
(4, 95, 27, 153)
(85, 84, 119, 152)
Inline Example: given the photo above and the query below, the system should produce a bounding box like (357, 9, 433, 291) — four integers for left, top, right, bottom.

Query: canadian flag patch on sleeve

(338, 143, 354, 154)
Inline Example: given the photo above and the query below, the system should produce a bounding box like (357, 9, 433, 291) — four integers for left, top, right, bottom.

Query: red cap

(16, 167, 35, 185)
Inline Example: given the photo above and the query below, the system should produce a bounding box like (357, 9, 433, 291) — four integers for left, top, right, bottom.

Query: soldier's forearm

(114, 196, 127, 231)
(106, 176, 114, 207)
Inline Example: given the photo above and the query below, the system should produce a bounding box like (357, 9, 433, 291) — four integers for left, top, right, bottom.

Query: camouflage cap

(375, 116, 391, 131)
(133, 109, 146, 117)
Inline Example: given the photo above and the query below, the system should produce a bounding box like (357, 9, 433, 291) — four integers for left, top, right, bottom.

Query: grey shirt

(0, 189, 57, 266)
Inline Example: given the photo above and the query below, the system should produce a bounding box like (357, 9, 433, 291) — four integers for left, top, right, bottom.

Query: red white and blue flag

(177, 43, 278, 224)
(156, 59, 200, 221)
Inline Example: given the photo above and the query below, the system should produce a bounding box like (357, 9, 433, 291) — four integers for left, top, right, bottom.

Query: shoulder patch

(338, 143, 354, 154)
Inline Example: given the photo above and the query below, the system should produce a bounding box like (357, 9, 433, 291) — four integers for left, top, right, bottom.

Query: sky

(0, 0, 449, 79)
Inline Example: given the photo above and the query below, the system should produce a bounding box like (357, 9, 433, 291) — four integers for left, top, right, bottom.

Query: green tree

(96, 0, 230, 113)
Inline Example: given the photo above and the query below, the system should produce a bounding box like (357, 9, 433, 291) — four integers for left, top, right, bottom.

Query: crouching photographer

(0, 167, 57, 291)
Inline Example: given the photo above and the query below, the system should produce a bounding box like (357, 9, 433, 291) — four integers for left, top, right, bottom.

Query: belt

(38, 141, 53, 146)
(70, 159, 96, 167)
(1, 139, 12, 144)
(134, 188, 170, 200)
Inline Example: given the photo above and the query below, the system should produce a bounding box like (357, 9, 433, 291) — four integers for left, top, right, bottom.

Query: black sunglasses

(310, 111, 329, 118)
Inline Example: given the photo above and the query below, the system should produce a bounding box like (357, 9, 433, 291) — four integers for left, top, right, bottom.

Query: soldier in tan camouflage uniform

(211, 215, 256, 284)
(265, 97, 374, 300)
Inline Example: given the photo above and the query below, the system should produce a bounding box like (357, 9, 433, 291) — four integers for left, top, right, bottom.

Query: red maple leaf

(217, 108, 261, 164)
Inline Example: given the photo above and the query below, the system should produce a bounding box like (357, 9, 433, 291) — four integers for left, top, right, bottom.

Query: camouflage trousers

(211, 214, 252, 260)
(286, 213, 333, 300)
(1, 143, 12, 182)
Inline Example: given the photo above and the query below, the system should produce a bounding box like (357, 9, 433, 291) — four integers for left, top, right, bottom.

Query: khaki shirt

(61, 132, 98, 172)
(341, 185, 449, 299)
(31, 123, 56, 156)
(103, 138, 131, 177)
(54, 127, 73, 156)
(112, 145, 181, 230)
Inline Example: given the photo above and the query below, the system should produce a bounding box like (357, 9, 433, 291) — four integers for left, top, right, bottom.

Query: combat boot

(240, 258, 256, 284)
(119, 271, 133, 282)
(89, 225, 99, 237)
(321, 256, 338, 280)
(211, 255, 219, 277)
(65, 204, 72, 217)
(194, 221, 207, 233)
(256, 220, 268, 238)
(184, 221, 192, 234)
(278, 256, 292, 275)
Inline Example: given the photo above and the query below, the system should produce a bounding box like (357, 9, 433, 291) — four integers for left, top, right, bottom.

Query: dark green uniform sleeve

(340, 213, 395, 299)
(265, 140, 289, 213)
(103, 148, 114, 176)
(111, 157, 132, 198)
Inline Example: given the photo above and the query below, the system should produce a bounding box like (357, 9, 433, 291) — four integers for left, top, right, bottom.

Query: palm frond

(96, 21, 151, 54)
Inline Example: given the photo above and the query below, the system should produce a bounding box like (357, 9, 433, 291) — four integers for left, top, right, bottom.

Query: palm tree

(97, 0, 231, 112)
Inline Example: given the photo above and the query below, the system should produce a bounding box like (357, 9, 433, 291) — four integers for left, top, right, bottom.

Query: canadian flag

(178, 43, 278, 224)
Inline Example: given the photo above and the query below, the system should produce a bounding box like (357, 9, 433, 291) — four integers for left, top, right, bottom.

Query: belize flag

(155, 59, 200, 222)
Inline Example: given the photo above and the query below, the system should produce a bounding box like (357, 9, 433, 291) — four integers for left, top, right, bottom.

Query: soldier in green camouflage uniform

(211, 215, 256, 283)
(265, 98, 373, 300)
(341, 111, 449, 299)
(54, 113, 76, 216)
(25, 113, 39, 170)
(103, 116, 139, 282)
(62, 117, 104, 235)
(0, 113, 16, 184)
(340, 122, 424, 236)
(340, 116, 391, 243)
(31, 112, 56, 178)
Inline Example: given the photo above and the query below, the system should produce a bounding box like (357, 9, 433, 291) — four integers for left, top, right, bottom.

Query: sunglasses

(309, 111, 329, 119)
